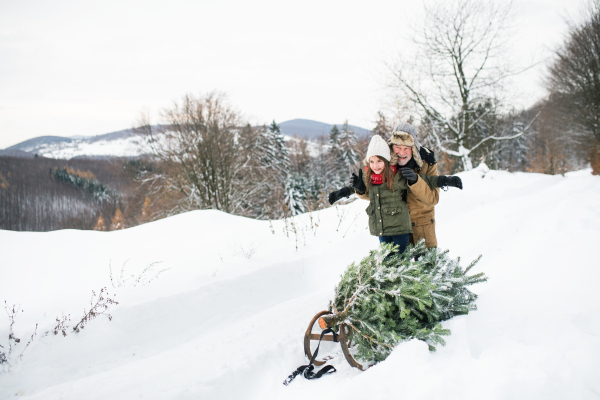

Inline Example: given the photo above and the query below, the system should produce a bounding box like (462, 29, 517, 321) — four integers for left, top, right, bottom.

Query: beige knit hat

(388, 123, 423, 168)
(364, 134, 391, 165)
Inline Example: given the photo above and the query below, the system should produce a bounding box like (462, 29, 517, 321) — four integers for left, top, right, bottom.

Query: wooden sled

(303, 310, 369, 371)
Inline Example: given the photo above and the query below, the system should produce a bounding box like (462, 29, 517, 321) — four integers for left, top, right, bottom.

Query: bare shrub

(229, 239, 259, 259)
(110, 260, 170, 288)
(50, 313, 71, 337)
(73, 288, 118, 333)
(1, 289, 119, 372)
(1, 302, 38, 371)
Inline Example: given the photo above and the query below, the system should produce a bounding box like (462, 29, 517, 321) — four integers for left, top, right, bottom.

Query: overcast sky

(0, 0, 583, 149)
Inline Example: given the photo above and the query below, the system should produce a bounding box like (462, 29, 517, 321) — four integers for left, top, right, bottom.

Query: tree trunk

(591, 140, 600, 176)
(458, 145, 473, 171)
(318, 311, 347, 329)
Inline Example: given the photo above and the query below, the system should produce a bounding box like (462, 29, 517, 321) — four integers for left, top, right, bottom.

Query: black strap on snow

(303, 364, 337, 379)
(283, 328, 338, 386)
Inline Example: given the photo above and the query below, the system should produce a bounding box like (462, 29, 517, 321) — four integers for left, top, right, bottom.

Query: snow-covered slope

(1, 165, 599, 399)
(4, 130, 149, 159)
(34, 135, 146, 159)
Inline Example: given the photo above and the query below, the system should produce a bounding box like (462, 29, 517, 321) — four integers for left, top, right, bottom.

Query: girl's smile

(369, 156, 385, 175)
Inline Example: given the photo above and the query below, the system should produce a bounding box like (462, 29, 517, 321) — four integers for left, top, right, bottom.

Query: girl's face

(369, 156, 385, 174)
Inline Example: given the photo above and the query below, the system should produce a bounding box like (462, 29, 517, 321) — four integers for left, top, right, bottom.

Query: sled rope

(283, 328, 337, 386)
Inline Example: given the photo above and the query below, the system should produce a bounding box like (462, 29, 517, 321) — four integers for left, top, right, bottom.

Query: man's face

(393, 145, 412, 166)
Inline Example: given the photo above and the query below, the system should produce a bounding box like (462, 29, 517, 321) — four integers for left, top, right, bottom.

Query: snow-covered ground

(1, 165, 599, 399)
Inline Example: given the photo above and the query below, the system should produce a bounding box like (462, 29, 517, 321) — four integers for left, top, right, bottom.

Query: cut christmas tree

(319, 240, 487, 365)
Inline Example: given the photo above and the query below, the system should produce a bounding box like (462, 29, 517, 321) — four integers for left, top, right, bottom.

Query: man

(387, 123, 461, 248)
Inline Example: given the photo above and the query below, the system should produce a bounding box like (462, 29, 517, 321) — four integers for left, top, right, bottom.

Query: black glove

(437, 175, 463, 190)
(328, 187, 354, 205)
(350, 169, 366, 194)
(399, 167, 418, 185)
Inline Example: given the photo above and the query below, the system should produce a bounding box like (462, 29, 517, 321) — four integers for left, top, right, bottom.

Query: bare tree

(371, 111, 392, 139)
(523, 99, 576, 175)
(546, 0, 600, 173)
(547, 0, 600, 139)
(138, 92, 265, 216)
(390, 0, 536, 171)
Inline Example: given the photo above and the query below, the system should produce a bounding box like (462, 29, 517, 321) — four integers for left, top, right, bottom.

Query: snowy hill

(1, 128, 148, 160)
(1, 165, 599, 399)
(1, 120, 369, 160)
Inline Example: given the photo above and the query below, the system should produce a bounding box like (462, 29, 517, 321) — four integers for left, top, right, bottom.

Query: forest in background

(0, 157, 148, 231)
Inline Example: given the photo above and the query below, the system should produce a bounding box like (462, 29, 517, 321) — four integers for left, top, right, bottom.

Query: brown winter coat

(358, 152, 439, 248)
(403, 159, 439, 248)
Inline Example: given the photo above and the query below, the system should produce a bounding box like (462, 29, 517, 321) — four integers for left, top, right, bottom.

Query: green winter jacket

(364, 172, 438, 237)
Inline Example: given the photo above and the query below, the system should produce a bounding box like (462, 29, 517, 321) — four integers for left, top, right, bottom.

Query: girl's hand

(350, 169, 366, 194)
(328, 187, 353, 205)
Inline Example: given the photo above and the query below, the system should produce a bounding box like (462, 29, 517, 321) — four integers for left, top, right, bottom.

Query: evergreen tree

(284, 173, 307, 215)
(327, 122, 359, 186)
(260, 121, 290, 177)
(305, 172, 327, 210)
(252, 121, 291, 218)
(372, 111, 392, 139)
(337, 121, 359, 172)
(320, 241, 487, 364)
(304, 139, 336, 204)
(52, 167, 112, 202)
(328, 124, 341, 148)
(327, 125, 344, 188)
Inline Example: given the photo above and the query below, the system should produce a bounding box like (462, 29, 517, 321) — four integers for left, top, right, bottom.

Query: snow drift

(1, 165, 599, 399)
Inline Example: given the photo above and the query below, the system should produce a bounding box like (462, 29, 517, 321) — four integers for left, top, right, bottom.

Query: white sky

(0, 0, 583, 149)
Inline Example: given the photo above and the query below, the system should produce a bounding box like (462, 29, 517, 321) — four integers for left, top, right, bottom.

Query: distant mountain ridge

(279, 119, 370, 139)
(0, 119, 371, 159)
(4, 128, 138, 153)
(0, 128, 143, 160)
(5, 135, 77, 152)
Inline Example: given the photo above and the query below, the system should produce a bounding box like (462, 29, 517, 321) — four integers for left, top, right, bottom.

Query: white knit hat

(364, 135, 391, 165)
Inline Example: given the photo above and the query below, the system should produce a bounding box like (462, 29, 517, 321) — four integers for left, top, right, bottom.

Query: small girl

(329, 135, 438, 254)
